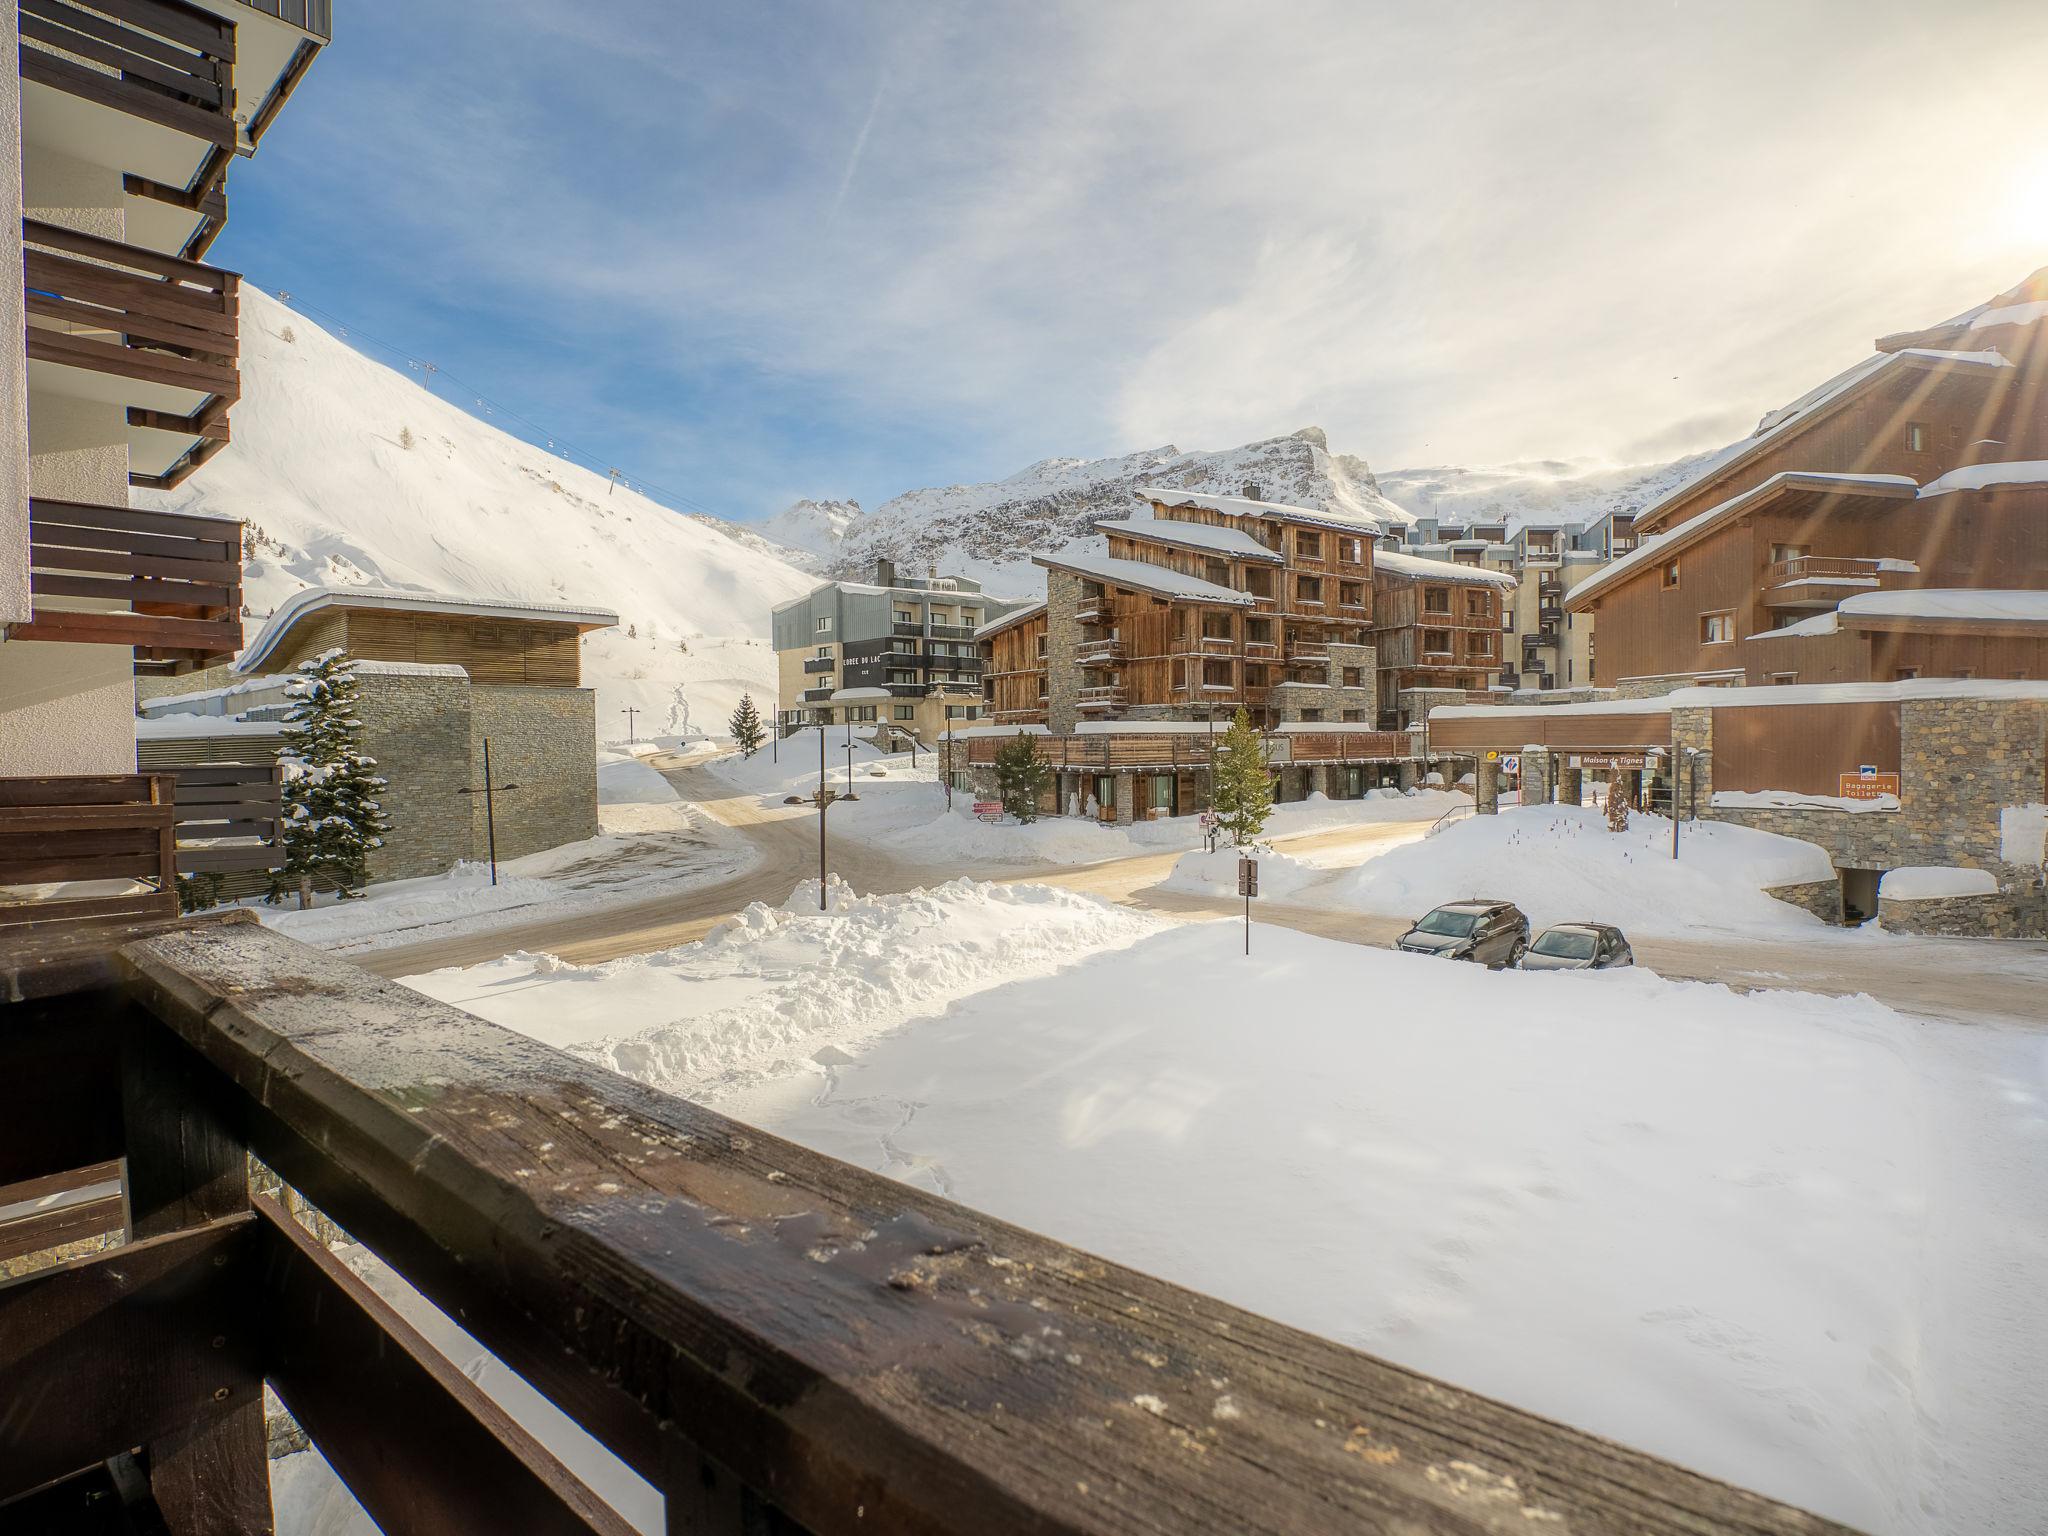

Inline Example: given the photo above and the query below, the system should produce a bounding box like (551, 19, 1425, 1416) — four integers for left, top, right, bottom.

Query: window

(887, 669, 916, 684)
(1423, 629, 1452, 656)
(1171, 658, 1187, 690)
(1296, 575, 1323, 604)
(1906, 422, 1928, 452)
(961, 611, 981, 627)
(895, 608, 916, 624)
(1466, 588, 1488, 615)
(1342, 708, 1365, 722)
(1339, 580, 1364, 607)
(1700, 611, 1735, 645)
(851, 706, 877, 722)
(945, 704, 978, 719)
(1660, 559, 1681, 590)
(1205, 559, 1230, 586)
(1299, 708, 1323, 722)
(815, 644, 831, 658)
(1768, 543, 1806, 565)
(1338, 536, 1364, 564)
(1893, 667, 1919, 681)
(1342, 666, 1363, 687)
(1036, 634, 1047, 657)
(1296, 530, 1322, 559)
(1245, 568, 1275, 598)
(1565, 659, 1573, 682)
(815, 616, 832, 632)
(894, 705, 914, 720)
(1424, 587, 1450, 613)
(1202, 659, 1234, 688)
(1470, 632, 1494, 659)
(1769, 672, 1798, 685)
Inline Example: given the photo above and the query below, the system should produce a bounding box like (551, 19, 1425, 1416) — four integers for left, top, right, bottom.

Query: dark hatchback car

(1395, 899, 1530, 968)
(1520, 922, 1635, 972)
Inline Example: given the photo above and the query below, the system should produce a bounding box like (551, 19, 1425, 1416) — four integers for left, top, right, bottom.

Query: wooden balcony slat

(6, 610, 241, 652)
(0, 773, 165, 807)
(0, 1189, 124, 1263)
(37, 0, 233, 60)
(18, 12, 224, 105)
(30, 517, 236, 563)
(0, 1158, 122, 1209)
(0, 801, 178, 830)
(25, 539, 239, 584)
(27, 288, 238, 359)
(0, 1213, 259, 1503)
(27, 325, 238, 395)
(21, 0, 221, 71)
(16, 47, 238, 148)
(112, 924, 1862, 1536)
(29, 570, 235, 607)
(25, 249, 237, 330)
(255, 1199, 640, 1536)
(22, 216, 236, 288)
(28, 496, 238, 538)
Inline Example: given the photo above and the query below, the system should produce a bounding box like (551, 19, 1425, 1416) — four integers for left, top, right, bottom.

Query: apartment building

(2, 2, 328, 779)
(1368, 548, 1516, 728)
(947, 487, 1435, 824)
(1425, 267, 2048, 934)
(1382, 517, 1599, 692)
(772, 560, 1029, 742)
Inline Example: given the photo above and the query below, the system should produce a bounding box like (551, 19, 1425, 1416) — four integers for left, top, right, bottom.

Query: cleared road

(358, 753, 2048, 1029)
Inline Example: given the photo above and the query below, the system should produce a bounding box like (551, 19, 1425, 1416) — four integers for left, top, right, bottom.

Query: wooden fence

(0, 915, 1865, 1535)
(168, 763, 284, 874)
(0, 774, 177, 928)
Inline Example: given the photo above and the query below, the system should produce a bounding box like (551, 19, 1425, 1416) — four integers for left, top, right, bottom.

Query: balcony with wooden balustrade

(9, 498, 243, 671)
(1762, 555, 1913, 610)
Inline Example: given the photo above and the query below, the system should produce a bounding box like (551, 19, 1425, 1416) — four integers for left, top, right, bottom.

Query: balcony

(1078, 684, 1125, 710)
(1538, 605, 1564, 624)
(0, 774, 176, 928)
(1285, 639, 1330, 663)
(1076, 636, 1124, 665)
(1763, 555, 1911, 609)
(927, 622, 978, 641)
(884, 682, 928, 698)
(1196, 634, 1236, 654)
(891, 620, 924, 637)
(1073, 597, 1111, 625)
(23, 219, 241, 488)
(8, 498, 243, 672)
(0, 917, 1826, 1533)
(18, 0, 237, 151)
(802, 656, 835, 674)
(1243, 639, 1280, 660)
(800, 686, 835, 702)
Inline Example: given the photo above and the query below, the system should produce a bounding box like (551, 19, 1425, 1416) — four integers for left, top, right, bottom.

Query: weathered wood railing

(0, 915, 1865, 1535)
(17, 0, 237, 148)
(23, 218, 241, 487)
(0, 774, 177, 928)
(168, 762, 283, 874)
(10, 497, 243, 669)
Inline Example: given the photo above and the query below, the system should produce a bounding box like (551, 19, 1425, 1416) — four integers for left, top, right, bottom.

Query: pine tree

(1210, 708, 1274, 848)
(270, 649, 389, 903)
(994, 731, 1050, 821)
(729, 693, 766, 757)
(1605, 768, 1631, 832)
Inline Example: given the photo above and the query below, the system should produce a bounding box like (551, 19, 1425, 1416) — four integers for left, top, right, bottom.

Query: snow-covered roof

(1032, 550, 1256, 607)
(1566, 471, 1916, 612)
(237, 586, 619, 674)
(1917, 459, 2048, 497)
(134, 715, 286, 740)
(830, 686, 894, 701)
(1879, 866, 1999, 900)
(1874, 266, 2048, 350)
(1634, 349, 2013, 532)
(1431, 675, 2048, 724)
(1095, 516, 1284, 563)
(1135, 486, 1386, 534)
(1372, 547, 1517, 588)
(974, 600, 1045, 640)
(1838, 589, 2048, 626)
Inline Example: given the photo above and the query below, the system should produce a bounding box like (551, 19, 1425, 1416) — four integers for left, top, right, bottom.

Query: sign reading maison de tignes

(1573, 752, 1649, 771)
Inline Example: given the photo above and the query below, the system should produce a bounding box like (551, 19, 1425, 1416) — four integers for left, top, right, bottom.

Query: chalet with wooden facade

(2, 1, 329, 925)
(1369, 548, 1515, 728)
(136, 587, 618, 883)
(1428, 268, 2048, 934)
(948, 487, 1448, 822)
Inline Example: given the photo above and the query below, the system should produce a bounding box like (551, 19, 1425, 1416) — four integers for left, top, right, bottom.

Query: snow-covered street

(384, 874, 2048, 1536)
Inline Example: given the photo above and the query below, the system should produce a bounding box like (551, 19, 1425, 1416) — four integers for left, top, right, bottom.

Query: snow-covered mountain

(1373, 455, 1716, 532)
(755, 498, 865, 570)
(138, 290, 818, 744)
(767, 427, 1403, 592)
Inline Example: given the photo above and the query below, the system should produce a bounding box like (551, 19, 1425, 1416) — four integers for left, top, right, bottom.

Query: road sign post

(1238, 855, 1258, 956)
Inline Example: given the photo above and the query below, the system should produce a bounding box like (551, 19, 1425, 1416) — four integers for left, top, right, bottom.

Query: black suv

(1395, 900, 1530, 968)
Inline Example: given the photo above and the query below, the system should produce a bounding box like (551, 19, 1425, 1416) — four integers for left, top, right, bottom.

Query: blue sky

(215, 0, 2048, 524)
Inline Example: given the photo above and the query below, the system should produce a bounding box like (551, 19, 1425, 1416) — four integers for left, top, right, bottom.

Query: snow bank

(1159, 845, 1322, 900)
(717, 921, 2042, 1534)
(1334, 804, 1835, 935)
(1879, 866, 1998, 900)
(405, 878, 1164, 1100)
(1714, 789, 1899, 814)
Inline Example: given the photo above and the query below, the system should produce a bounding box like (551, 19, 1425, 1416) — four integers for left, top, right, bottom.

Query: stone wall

(1879, 887, 2047, 939)
(1765, 878, 1844, 925)
(468, 686, 599, 861)
(355, 671, 475, 883)
(1043, 569, 1083, 734)
(1689, 696, 2048, 937)
(1273, 642, 1377, 723)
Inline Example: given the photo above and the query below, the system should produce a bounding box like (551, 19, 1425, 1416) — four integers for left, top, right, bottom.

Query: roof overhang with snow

(1095, 516, 1285, 564)
(1032, 551, 1256, 607)
(974, 600, 1046, 641)
(1372, 548, 1519, 589)
(1565, 472, 1918, 613)
(236, 586, 619, 674)
(1134, 487, 1386, 536)
(1633, 349, 2015, 534)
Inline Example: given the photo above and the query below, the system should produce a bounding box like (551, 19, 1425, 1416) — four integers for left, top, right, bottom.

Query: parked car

(1395, 900, 1530, 968)
(1519, 922, 1634, 972)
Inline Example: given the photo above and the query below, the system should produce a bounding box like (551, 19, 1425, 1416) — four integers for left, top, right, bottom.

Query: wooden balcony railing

(1762, 556, 1909, 607)
(0, 774, 177, 928)
(1076, 637, 1124, 665)
(0, 916, 1856, 1533)
(168, 763, 283, 875)
(23, 218, 241, 487)
(1284, 730, 1411, 762)
(1077, 684, 1125, 709)
(17, 0, 237, 149)
(9, 497, 243, 671)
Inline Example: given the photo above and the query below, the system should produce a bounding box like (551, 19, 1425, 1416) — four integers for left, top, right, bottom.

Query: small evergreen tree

(994, 731, 1050, 821)
(1605, 768, 1630, 833)
(270, 649, 389, 904)
(729, 693, 766, 757)
(1210, 708, 1274, 848)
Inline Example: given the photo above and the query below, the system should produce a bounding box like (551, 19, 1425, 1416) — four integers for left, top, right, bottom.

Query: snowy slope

(755, 498, 865, 570)
(767, 426, 1402, 593)
(136, 290, 818, 744)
